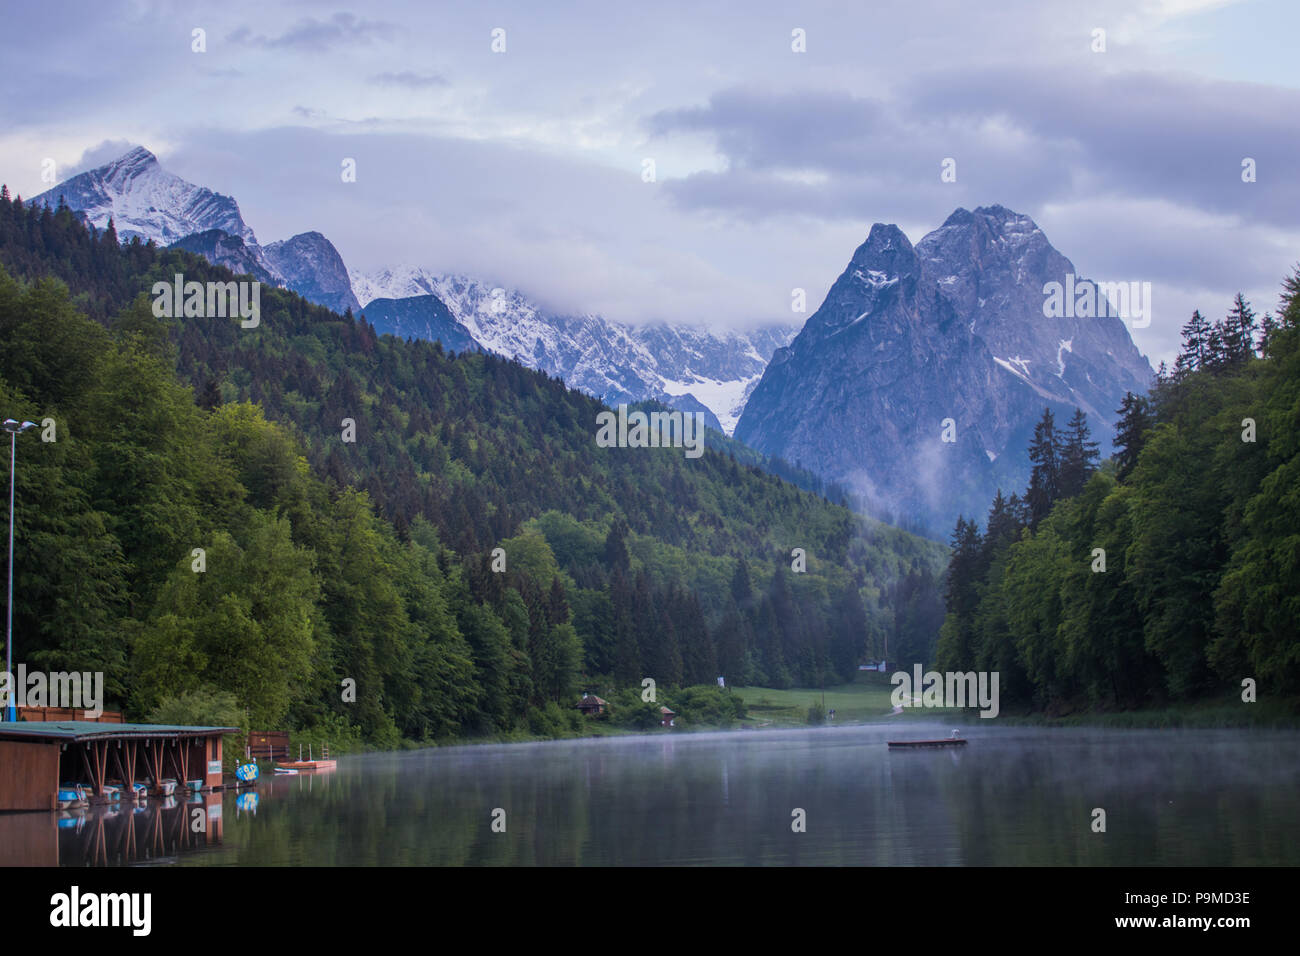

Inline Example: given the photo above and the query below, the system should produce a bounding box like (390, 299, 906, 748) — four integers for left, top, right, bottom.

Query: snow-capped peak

(27, 146, 258, 247)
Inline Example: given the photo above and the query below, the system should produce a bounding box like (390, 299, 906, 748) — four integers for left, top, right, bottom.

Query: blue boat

(56, 784, 86, 810)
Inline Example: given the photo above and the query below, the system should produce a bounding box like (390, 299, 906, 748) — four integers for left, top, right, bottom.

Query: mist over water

(145, 725, 1300, 866)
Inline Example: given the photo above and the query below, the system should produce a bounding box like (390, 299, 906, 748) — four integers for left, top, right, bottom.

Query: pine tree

(1226, 293, 1257, 363)
(1204, 323, 1228, 371)
(1025, 408, 1060, 528)
(1279, 265, 1300, 329)
(934, 516, 983, 672)
(603, 519, 630, 573)
(1177, 310, 1211, 373)
(983, 489, 1024, 558)
(1112, 392, 1152, 482)
(1058, 408, 1100, 498)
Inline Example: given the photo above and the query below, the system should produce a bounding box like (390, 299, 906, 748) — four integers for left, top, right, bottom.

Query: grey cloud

(904, 67, 1300, 229)
(369, 72, 448, 89)
(227, 13, 395, 51)
(646, 70, 1300, 232)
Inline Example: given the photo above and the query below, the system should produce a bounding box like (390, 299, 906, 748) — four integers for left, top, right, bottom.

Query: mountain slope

(735, 206, 1153, 535)
(359, 294, 481, 355)
(168, 229, 281, 286)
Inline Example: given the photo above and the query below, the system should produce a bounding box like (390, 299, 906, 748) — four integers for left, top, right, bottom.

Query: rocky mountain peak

(735, 205, 1154, 535)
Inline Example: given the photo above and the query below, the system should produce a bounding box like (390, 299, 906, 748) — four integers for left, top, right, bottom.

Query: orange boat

(275, 760, 336, 771)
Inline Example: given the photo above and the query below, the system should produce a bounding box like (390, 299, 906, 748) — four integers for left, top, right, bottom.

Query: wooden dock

(275, 760, 337, 772)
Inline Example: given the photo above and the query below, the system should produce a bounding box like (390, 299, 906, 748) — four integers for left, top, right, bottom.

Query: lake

(17, 722, 1300, 866)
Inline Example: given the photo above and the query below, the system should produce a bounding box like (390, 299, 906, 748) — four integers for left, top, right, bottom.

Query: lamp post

(3, 419, 35, 722)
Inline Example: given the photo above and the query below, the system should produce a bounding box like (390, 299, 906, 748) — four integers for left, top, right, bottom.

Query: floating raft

(275, 760, 337, 772)
(888, 738, 967, 749)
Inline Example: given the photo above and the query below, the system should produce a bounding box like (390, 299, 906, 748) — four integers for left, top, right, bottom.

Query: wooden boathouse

(0, 721, 237, 812)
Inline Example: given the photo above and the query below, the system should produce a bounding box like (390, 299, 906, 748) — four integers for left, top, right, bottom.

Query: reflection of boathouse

(0, 792, 226, 866)
(0, 721, 235, 811)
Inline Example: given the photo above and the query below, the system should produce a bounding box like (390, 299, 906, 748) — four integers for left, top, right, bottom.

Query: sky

(1, 0, 1297, 366)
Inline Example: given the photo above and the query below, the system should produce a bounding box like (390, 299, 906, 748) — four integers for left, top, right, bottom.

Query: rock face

(353, 268, 793, 433)
(358, 295, 482, 355)
(262, 232, 361, 315)
(734, 206, 1153, 535)
(168, 229, 281, 286)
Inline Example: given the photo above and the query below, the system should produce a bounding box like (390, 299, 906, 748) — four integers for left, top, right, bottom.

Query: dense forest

(0, 189, 945, 745)
(936, 284, 1300, 713)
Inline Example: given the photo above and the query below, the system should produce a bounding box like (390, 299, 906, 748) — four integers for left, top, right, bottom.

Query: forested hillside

(0, 190, 945, 744)
(936, 283, 1300, 713)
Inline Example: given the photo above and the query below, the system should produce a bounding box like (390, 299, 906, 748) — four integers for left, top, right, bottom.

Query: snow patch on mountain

(351, 266, 795, 433)
(1057, 338, 1073, 377)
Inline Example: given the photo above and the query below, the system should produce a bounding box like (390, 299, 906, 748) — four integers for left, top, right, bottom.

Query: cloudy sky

(2, 0, 1297, 365)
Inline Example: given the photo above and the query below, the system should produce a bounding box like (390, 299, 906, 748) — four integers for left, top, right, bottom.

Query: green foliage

(607, 688, 664, 730)
(526, 700, 583, 738)
(146, 685, 244, 729)
(670, 684, 746, 727)
(941, 278, 1300, 712)
(292, 712, 366, 756)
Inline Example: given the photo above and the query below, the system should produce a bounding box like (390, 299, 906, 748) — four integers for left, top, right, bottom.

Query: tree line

(936, 282, 1300, 712)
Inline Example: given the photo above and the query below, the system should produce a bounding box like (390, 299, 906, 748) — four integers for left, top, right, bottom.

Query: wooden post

(111, 745, 131, 799)
(79, 744, 96, 797)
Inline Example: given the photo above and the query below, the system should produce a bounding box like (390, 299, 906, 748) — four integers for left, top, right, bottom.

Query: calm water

(19, 723, 1300, 866)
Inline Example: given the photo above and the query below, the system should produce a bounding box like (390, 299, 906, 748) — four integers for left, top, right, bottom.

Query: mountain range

(26, 149, 1155, 536)
(352, 268, 793, 433)
(28, 148, 792, 433)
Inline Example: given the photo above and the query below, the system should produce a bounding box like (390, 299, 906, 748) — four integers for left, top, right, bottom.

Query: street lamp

(3, 419, 35, 722)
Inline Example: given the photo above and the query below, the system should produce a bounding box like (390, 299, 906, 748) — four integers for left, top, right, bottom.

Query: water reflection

(0, 791, 225, 866)
(2, 724, 1296, 867)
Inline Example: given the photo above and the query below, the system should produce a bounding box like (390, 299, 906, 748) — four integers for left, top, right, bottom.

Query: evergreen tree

(1112, 392, 1152, 482)
(1025, 408, 1060, 528)
(1058, 408, 1100, 498)
(1225, 293, 1257, 364)
(1176, 310, 1211, 373)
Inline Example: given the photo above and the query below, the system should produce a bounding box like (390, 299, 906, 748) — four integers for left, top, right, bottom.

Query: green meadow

(732, 673, 963, 727)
